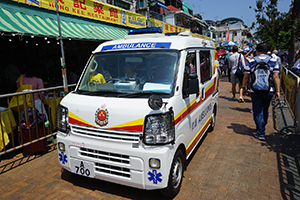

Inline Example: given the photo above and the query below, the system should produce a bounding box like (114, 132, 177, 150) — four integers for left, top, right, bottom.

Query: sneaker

(231, 96, 236, 100)
(239, 97, 245, 103)
(258, 135, 265, 141)
(254, 133, 265, 140)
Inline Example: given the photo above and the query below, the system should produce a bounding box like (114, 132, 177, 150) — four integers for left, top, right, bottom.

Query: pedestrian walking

(272, 49, 282, 73)
(226, 49, 233, 81)
(241, 42, 280, 140)
(218, 56, 225, 76)
(228, 46, 246, 102)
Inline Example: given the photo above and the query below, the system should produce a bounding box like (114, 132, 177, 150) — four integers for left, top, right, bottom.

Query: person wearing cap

(121, 63, 138, 81)
(239, 46, 256, 98)
(120, 63, 146, 89)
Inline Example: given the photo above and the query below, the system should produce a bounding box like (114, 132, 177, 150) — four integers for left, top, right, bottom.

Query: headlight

(56, 104, 69, 133)
(143, 110, 175, 145)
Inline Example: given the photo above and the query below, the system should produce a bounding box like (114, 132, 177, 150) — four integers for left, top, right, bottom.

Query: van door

(196, 49, 214, 132)
(182, 50, 201, 150)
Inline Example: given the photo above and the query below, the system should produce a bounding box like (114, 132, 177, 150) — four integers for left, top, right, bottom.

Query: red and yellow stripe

(174, 77, 217, 125)
(69, 77, 218, 133)
(108, 118, 144, 132)
(69, 111, 96, 128)
(186, 116, 211, 156)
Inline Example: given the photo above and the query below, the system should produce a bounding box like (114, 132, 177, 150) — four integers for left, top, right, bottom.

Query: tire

(161, 150, 185, 198)
(208, 111, 216, 132)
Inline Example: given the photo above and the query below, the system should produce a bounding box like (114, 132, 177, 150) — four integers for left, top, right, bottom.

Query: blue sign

(101, 42, 171, 51)
(121, 10, 126, 26)
(148, 170, 162, 184)
(59, 152, 68, 165)
(128, 15, 146, 27)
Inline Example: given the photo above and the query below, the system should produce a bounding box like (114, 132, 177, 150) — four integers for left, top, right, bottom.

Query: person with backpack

(241, 43, 280, 141)
(228, 46, 246, 102)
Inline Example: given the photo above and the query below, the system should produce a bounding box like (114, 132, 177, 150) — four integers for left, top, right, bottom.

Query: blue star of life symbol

(148, 170, 162, 184)
(59, 152, 68, 164)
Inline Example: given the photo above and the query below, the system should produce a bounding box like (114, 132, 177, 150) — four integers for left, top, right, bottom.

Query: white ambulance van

(57, 28, 219, 198)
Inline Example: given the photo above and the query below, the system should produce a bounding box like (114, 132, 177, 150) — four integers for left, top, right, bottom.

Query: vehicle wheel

(208, 111, 216, 132)
(161, 150, 185, 198)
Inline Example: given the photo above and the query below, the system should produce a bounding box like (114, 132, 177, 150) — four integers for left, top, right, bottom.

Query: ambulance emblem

(95, 106, 109, 126)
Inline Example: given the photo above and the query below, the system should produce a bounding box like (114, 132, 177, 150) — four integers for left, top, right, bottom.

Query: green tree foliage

(251, 0, 291, 50)
(251, 0, 300, 63)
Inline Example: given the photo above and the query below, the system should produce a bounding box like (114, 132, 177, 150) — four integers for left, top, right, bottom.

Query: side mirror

(148, 94, 163, 110)
(184, 74, 199, 97)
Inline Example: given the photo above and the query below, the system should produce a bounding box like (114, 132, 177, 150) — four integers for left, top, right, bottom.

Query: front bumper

(57, 131, 174, 190)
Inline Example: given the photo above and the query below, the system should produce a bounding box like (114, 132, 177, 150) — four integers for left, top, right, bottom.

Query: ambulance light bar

(165, 32, 180, 36)
(128, 27, 163, 35)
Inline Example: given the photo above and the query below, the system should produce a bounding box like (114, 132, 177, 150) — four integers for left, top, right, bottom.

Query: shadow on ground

(61, 169, 170, 200)
(0, 142, 57, 175)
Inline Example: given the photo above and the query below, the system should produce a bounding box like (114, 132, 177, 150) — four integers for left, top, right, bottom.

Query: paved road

(0, 76, 299, 199)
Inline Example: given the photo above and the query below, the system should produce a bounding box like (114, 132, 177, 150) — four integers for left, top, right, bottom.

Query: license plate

(70, 159, 95, 178)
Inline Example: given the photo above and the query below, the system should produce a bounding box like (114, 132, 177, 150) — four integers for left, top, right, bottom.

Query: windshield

(77, 50, 179, 97)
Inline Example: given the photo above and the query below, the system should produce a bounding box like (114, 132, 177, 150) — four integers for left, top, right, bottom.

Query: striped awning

(0, 7, 128, 41)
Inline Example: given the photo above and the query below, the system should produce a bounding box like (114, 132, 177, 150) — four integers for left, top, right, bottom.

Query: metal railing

(276, 66, 300, 136)
(0, 84, 76, 156)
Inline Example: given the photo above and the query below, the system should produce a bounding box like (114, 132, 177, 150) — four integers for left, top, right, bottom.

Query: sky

(182, 0, 292, 28)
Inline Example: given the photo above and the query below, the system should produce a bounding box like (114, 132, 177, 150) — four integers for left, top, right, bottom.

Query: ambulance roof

(93, 31, 215, 53)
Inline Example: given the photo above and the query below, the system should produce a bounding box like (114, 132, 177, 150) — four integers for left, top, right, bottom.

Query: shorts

(230, 74, 240, 84)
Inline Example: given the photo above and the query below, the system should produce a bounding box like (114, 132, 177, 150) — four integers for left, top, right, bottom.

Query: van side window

(185, 52, 196, 74)
(183, 52, 197, 98)
(199, 51, 212, 83)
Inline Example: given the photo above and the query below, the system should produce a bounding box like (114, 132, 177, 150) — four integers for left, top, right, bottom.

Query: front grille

(95, 163, 130, 178)
(71, 124, 141, 143)
(80, 147, 130, 164)
(79, 147, 131, 178)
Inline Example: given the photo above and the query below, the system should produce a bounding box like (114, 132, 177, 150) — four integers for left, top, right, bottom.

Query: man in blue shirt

(241, 43, 280, 140)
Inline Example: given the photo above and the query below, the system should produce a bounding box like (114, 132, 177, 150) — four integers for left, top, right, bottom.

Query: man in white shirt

(271, 49, 281, 70)
(228, 46, 246, 101)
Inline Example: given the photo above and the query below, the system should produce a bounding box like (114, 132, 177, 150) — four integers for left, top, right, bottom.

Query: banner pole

(55, 0, 68, 94)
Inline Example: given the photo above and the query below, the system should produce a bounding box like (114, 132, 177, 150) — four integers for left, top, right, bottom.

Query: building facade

(216, 24, 253, 47)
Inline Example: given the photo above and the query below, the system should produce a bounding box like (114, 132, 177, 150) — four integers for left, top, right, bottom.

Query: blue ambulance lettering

(192, 103, 213, 131)
(101, 42, 171, 51)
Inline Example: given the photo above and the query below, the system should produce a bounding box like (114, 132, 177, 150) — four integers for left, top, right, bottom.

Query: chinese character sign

(14, 0, 146, 28)
(15, 0, 189, 33)
(149, 18, 184, 34)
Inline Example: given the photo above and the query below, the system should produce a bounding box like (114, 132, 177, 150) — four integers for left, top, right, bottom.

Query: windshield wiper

(91, 90, 125, 96)
(77, 90, 124, 96)
(76, 90, 93, 95)
(118, 91, 169, 98)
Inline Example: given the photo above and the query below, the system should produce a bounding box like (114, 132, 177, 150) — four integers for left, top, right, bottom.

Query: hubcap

(211, 113, 215, 127)
(171, 156, 183, 189)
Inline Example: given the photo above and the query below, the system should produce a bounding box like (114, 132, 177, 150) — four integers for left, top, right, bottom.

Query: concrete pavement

(0, 76, 299, 199)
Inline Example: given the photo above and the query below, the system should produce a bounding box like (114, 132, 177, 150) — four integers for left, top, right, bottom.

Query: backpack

(250, 56, 272, 94)
(21, 108, 47, 130)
